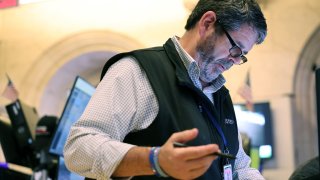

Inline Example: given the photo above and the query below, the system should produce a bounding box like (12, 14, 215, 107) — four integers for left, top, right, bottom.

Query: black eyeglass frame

(219, 24, 248, 65)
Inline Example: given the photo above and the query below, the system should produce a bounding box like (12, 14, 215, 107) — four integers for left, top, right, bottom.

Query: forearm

(112, 146, 154, 177)
(64, 129, 135, 179)
(64, 127, 154, 179)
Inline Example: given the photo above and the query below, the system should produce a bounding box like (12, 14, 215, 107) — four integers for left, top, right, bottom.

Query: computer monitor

(2, 99, 38, 168)
(49, 76, 95, 156)
(56, 156, 84, 180)
(0, 120, 33, 167)
(234, 102, 274, 159)
(5, 100, 38, 153)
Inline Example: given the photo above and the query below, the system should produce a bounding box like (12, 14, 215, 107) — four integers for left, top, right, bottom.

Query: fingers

(174, 144, 220, 160)
(168, 128, 199, 144)
(159, 151, 217, 179)
(157, 129, 221, 179)
(181, 158, 216, 180)
(168, 128, 220, 160)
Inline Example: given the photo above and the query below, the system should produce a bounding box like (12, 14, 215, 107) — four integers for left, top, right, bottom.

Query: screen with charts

(233, 102, 274, 160)
(49, 76, 95, 156)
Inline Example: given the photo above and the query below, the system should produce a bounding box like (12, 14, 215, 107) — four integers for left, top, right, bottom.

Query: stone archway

(20, 30, 144, 116)
(292, 25, 320, 166)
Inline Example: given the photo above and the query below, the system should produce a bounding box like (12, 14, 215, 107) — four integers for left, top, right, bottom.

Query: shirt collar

(170, 36, 226, 93)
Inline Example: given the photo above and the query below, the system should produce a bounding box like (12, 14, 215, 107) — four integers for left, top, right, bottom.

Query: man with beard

(64, 0, 267, 179)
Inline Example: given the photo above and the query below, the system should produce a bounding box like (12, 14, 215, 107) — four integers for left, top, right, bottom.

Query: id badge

(223, 164, 233, 180)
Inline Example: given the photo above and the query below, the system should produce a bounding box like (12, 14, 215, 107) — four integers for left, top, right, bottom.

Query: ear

(198, 11, 217, 37)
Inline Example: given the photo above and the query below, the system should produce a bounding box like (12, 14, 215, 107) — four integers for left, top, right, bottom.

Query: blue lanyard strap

(202, 105, 228, 148)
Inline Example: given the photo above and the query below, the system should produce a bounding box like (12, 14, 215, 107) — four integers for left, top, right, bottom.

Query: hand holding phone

(173, 142, 236, 159)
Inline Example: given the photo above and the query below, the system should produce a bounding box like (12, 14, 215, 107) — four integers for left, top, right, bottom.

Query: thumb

(169, 128, 198, 144)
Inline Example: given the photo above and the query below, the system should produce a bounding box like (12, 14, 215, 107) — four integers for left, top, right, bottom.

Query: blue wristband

(149, 147, 169, 177)
(0, 162, 9, 169)
(149, 147, 157, 174)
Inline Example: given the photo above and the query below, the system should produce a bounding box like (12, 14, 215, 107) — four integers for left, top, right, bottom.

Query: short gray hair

(185, 0, 267, 44)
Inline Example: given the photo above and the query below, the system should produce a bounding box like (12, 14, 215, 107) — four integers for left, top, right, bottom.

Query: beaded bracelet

(149, 147, 169, 177)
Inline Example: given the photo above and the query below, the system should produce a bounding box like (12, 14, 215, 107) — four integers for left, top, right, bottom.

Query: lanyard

(202, 105, 228, 149)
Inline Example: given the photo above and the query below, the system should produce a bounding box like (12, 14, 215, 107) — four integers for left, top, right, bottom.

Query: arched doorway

(20, 30, 144, 116)
(292, 25, 320, 166)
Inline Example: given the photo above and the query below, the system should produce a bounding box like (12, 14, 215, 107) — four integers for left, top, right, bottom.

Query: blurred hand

(158, 128, 220, 179)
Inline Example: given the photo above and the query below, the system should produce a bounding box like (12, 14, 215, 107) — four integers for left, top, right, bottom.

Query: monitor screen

(5, 100, 38, 153)
(234, 102, 274, 159)
(0, 120, 30, 167)
(57, 156, 84, 180)
(49, 76, 95, 156)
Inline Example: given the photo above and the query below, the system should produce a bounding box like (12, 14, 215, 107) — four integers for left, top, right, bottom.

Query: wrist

(149, 147, 169, 178)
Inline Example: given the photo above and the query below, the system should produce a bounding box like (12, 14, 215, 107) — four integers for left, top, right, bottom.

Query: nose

(228, 55, 242, 65)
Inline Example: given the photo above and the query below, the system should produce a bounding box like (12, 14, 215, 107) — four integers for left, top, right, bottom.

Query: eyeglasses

(221, 26, 248, 65)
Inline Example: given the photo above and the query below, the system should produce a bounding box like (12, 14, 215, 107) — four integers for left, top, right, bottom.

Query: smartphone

(173, 142, 236, 159)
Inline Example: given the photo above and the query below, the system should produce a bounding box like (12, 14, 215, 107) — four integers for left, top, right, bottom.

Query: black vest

(101, 39, 239, 180)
